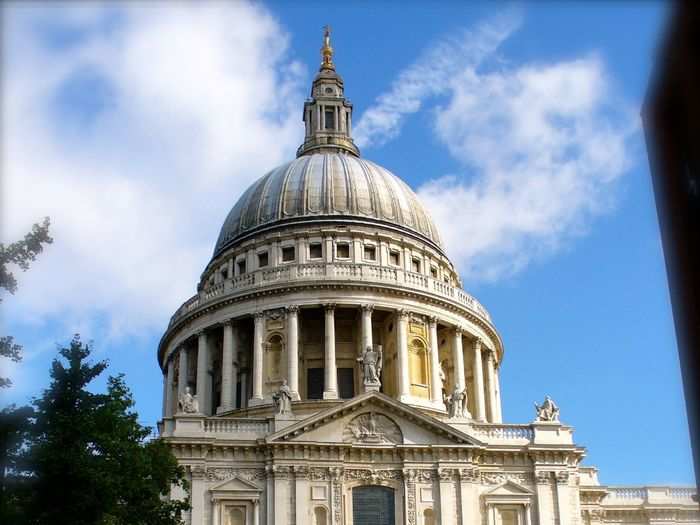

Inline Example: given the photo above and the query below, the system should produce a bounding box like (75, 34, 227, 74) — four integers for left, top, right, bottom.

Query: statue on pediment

(446, 386, 470, 419)
(273, 380, 293, 415)
(178, 386, 199, 414)
(534, 395, 560, 422)
(357, 345, 383, 387)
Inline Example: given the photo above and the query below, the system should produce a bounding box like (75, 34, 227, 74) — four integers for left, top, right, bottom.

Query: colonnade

(162, 304, 502, 423)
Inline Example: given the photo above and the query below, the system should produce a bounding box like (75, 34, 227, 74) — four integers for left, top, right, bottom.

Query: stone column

(190, 466, 206, 525)
(286, 306, 300, 400)
(161, 372, 167, 418)
(251, 312, 265, 404)
(438, 468, 456, 523)
(196, 331, 210, 415)
(294, 466, 309, 525)
(428, 317, 443, 406)
(323, 304, 338, 399)
(396, 309, 410, 401)
(177, 346, 189, 402)
(452, 328, 466, 391)
(485, 348, 500, 423)
(220, 320, 235, 412)
(472, 338, 487, 422)
(555, 472, 571, 525)
(165, 358, 175, 417)
(273, 466, 291, 525)
(361, 304, 374, 351)
(494, 366, 503, 423)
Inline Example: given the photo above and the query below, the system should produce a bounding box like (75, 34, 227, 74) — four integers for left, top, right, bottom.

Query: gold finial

(320, 25, 334, 71)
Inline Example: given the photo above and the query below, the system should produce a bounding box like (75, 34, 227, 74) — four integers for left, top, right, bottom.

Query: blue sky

(2, 2, 693, 485)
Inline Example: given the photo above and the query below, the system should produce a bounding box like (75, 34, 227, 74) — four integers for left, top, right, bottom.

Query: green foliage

(0, 217, 53, 387)
(0, 335, 189, 525)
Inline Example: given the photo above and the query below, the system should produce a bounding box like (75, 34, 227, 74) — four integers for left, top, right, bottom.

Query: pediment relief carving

(484, 480, 534, 497)
(265, 392, 481, 446)
(210, 475, 262, 493)
(343, 412, 402, 444)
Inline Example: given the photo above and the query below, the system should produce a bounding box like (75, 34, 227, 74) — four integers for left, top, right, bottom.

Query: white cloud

(355, 20, 635, 281)
(354, 12, 522, 149)
(2, 3, 305, 340)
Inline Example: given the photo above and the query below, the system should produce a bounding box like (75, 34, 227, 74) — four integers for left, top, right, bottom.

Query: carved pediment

(266, 392, 482, 446)
(486, 480, 533, 496)
(210, 476, 262, 493)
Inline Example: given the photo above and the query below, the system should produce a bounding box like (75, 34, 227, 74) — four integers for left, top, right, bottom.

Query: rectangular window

(281, 246, 295, 262)
(363, 245, 376, 261)
(499, 509, 519, 525)
(389, 250, 400, 266)
(337, 368, 355, 399)
(309, 242, 323, 259)
(430, 266, 438, 278)
(237, 260, 246, 275)
(336, 242, 350, 259)
(221, 267, 229, 280)
(307, 368, 324, 399)
(324, 108, 335, 130)
(258, 252, 269, 268)
(411, 258, 421, 273)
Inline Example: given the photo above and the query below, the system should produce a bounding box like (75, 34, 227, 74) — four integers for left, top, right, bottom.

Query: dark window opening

(430, 266, 438, 278)
(336, 243, 350, 259)
(237, 260, 246, 275)
(364, 245, 376, 261)
(324, 108, 335, 130)
(307, 368, 324, 399)
(282, 246, 295, 262)
(389, 251, 400, 266)
(412, 258, 421, 273)
(258, 252, 269, 267)
(309, 243, 323, 259)
(337, 368, 354, 399)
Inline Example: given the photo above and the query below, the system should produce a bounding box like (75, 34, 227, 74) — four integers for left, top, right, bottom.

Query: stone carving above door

(343, 412, 403, 444)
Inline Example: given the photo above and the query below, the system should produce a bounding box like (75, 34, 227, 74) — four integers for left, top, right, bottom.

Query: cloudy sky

(2, 2, 692, 484)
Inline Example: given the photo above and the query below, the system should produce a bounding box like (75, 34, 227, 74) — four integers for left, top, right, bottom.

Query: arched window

(230, 508, 245, 525)
(314, 506, 328, 525)
(409, 338, 429, 398)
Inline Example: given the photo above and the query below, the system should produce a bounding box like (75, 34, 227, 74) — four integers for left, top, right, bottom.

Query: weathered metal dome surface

(213, 153, 443, 257)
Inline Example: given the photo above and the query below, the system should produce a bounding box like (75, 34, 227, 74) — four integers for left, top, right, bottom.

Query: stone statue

(178, 386, 199, 414)
(357, 345, 383, 386)
(446, 386, 470, 419)
(534, 395, 560, 422)
(272, 379, 293, 415)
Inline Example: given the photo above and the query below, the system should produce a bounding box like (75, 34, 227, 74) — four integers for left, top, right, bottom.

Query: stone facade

(158, 30, 698, 525)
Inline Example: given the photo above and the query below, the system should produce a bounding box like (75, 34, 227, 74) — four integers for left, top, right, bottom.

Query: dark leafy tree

(0, 218, 53, 387)
(1, 335, 189, 525)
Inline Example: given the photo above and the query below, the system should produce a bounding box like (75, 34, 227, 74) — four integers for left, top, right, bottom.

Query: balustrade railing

(203, 418, 270, 434)
(169, 261, 491, 327)
(469, 423, 534, 442)
(606, 487, 697, 502)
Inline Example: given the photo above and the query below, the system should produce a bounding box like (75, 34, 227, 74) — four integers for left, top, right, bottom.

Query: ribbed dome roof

(213, 153, 443, 257)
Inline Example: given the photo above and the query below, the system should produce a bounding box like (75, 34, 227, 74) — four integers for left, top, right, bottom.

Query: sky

(1, 1, 693, 485)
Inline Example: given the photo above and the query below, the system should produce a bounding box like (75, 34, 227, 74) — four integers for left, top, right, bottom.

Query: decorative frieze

(404, 468, 417, 525)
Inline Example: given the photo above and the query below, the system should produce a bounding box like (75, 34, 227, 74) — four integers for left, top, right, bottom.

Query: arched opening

(409, 338, 429, 399)
(264, 334, 284, 395)
(230, 507, 245, 525)
(352, 485, 395, 525)
(313, 506, 328, 525)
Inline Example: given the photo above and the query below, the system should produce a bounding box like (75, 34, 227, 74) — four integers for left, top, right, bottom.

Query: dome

(213, 152, 444, 257)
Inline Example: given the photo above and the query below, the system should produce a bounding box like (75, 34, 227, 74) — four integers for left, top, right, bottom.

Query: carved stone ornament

(343, 412, 403, 444)
(357, 345, 383, 387)
(191, 465, 207, 480)
(535, 471, 552, 485)
(265, 308, 285, 321)
(459, 468, 480, 483)
(310, 467, 330, 481)
(555, 471, 570, 484)
(345, 469, 403, 483)
(272, 380, 293, 415)
(293, 465, 309, 480)
(481, 472, 533, 485)
(272, 465, 292, 480)
(438, 468, 456, 482)
(207, 468, 266, 482)
(285, 305, 299, 315)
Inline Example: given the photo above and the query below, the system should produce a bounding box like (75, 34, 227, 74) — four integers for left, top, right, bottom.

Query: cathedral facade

(158, 31, 698, 525)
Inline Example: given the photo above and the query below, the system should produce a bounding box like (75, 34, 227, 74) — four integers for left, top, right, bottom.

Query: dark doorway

(307, 368, 324, 399)
(352, 485, 395, 525)
(337, 368, 355, 399)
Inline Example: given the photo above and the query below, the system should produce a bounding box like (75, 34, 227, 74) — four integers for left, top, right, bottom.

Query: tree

(0, 218, 53, 387)
(1, 335, 189, 525)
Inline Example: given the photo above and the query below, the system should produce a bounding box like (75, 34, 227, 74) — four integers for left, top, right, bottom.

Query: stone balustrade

(605, 486, 698, 504)
(169, 261, 491, 328)
(163, 415, 271, 438)
(469, 423, 534, 443)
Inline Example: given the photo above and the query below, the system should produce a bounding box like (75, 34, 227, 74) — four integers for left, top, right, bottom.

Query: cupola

(297, 26, 360, 157)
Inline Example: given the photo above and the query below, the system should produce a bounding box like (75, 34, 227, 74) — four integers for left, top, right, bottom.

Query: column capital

(474, 337, 483, 350)
(428, 316, 438, 327)
(285, 305, 299, 315)
(361, 303, 374, 313)
(397, 309, 410, 320)
(454, 326, 464, 336)
(324, 303, 336, 312)
(220, 318, 235, 328)
(253, 311, 265, 321)
(196, 329, 207, 339)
